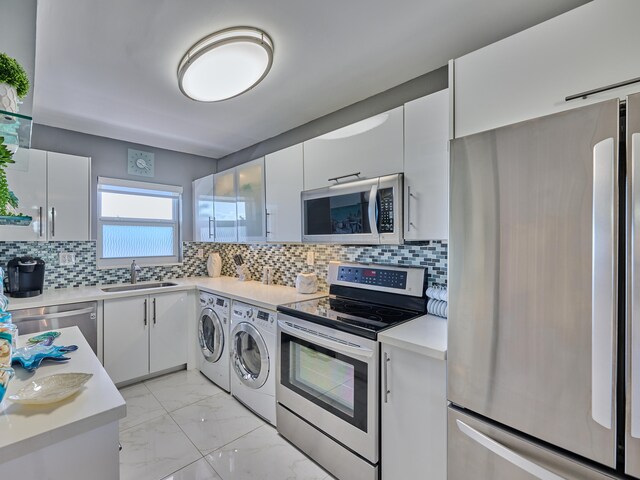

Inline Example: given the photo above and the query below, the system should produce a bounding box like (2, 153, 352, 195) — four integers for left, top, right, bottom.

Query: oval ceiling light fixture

(178, 27, 273, 102)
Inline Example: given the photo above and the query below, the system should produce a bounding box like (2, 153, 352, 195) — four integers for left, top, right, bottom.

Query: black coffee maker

(4, 256, 45, 297)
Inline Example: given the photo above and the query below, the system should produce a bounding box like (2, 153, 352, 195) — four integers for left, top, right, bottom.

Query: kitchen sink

(101, 282, 178, 293)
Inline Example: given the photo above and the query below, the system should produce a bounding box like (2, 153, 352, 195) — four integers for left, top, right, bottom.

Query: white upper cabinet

(236, 157, 266, 243)
(2, 149, 47, 241)
(303, 106, 404, 190)
(404, 89, 449, 241)
(265, 144, 303, 243)
(192, 174, 214, 242)
(1, 149, 90, 241)
(453, 0, 640, 138)
(47, 152, 90, 241)
(213, 169, 238, 243)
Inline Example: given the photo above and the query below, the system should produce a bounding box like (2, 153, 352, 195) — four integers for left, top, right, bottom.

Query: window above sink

(97, 177, 183, 268)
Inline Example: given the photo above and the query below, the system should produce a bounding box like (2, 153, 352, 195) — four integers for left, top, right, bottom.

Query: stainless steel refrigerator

(448, 93, 640, 479)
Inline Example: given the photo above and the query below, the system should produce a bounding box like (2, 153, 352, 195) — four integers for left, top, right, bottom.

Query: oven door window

(280, 332, 368, 432)
(304, 191, 373, 236)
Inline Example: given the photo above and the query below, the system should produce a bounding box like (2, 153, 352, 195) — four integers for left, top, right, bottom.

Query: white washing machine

(230, 301, 277, 425)
(198, 292, 230, 392)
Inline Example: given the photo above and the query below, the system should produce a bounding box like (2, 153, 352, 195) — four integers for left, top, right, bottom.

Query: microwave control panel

(337, 266, 407, 289)
(378, 188, 394, 233)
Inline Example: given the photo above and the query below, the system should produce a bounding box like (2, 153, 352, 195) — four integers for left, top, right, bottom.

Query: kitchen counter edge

(378, 314, 447, 360)
(5, 276, 328, 312)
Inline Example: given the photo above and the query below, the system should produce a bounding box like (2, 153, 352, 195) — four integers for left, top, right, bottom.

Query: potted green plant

(0, 53, 30, 113)
(0, 137, 30, 225)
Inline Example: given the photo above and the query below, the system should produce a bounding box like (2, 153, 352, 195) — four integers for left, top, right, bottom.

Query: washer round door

(199, 307, 224, 363)
(231, 322, 269, 389)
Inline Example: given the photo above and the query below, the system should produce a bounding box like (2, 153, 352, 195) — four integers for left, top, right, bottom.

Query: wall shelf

(0, 109, 32, 150)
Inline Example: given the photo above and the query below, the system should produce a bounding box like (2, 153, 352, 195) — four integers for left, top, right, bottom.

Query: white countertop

(378, 314, 447, 360)
(6, 276, 328, 312)
(0, 326, 126, 463)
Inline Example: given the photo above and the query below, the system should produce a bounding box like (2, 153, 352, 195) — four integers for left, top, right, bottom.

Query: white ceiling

(33, 0, 588, 159)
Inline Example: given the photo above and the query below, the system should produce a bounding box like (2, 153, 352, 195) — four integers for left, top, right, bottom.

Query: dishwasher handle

(12, 306, 97, 323)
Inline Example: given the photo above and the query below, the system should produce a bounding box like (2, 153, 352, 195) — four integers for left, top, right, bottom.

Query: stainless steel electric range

(276, 261, 427, 480)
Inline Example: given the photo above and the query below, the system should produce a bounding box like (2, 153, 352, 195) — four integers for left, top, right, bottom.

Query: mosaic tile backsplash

(0, 241, 447, 291)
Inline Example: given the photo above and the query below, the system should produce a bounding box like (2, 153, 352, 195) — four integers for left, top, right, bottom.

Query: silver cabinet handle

(143, 298, 148, 326)
(50, 207, 55, 237)
(213, 216, 217, 239)
(208, 216, 213, 238)
(38, 207, 43, 237)
(265, 209, 271, 236)
(328, 172, 361, 183)
(383, 351, 390, 403)
(591, 137, 616, 429)
(456, 420, 566, 480)
(153, 298, 157, 325)
(368, 184, 379, 236)
(406, 186, 416, 232)
(632, 131, 640, 438)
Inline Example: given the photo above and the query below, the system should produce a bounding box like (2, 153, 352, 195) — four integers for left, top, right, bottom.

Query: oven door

(276, 314, 379, 462)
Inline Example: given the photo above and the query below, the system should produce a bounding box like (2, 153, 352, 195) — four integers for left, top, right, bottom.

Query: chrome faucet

(130, 260, 141, 284)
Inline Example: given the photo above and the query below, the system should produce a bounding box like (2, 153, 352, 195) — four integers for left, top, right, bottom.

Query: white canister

(206, 252, 222, 278)
(296, 273, 318, 294)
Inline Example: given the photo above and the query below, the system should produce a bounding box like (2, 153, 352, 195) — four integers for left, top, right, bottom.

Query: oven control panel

(328, 261, 425, 296)
(337, 266, 407, 289)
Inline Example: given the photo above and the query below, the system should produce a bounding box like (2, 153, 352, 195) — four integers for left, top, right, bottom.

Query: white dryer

(198, 292, 230, 392)
(230, 301, 277, 425)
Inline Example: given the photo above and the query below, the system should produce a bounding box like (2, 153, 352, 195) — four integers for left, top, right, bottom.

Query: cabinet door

(303, 106, 404, 190)
(47, 152, 90, 240)
(1, 148, 47, 241)
(213, 169, 237, 242)
(149, 291, 187, 374)
(381, 344, 446, 480)
(453, 0, 640, 137)
(237, 158, 266, 243)
(266, 145, 303, 242)
(103, 296, 149, 384)
(193, 174, 214, 242)
(404, 89, 449, 241)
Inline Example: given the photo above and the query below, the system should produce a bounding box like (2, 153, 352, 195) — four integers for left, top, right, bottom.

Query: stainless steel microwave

(301, 173, 403, 244)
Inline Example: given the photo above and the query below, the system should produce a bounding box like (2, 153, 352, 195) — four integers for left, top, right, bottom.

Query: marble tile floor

(118, 369, 334, 480)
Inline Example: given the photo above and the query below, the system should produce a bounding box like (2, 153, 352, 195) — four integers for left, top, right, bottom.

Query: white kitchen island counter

(6, 276, 327, 312)
(0, 326, 125, 478)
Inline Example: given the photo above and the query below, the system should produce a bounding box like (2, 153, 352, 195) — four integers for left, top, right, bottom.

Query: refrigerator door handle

(456, 420, 566, 480)
(632, 132, 640, 438)
(592, 137, 616, 430)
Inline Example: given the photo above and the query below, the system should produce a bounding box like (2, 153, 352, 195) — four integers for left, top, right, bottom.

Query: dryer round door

(199, 308, 224, 363)
(231, 322, 269, 389)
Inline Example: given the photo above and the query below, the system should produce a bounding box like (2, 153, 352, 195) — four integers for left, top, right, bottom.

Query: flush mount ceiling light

(177, 27, 274, 102)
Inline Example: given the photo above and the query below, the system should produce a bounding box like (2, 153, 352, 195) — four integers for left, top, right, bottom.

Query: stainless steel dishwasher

(10, 302, 98, 353)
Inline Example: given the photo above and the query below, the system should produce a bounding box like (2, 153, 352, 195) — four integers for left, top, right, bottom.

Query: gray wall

(31, 124, 217, 241)
(1, 0, 37, 116)
(217, 66, 448, 171)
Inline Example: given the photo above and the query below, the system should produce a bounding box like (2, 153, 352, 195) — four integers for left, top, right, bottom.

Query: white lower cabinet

(381, 344, 446, 480)
(103, 291, 187, 384)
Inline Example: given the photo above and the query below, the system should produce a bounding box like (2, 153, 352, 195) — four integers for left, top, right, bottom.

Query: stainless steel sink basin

(101, 282, 178, 293)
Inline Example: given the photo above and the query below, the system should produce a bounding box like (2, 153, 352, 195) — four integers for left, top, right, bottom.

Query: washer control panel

(232, 302, 276, 328)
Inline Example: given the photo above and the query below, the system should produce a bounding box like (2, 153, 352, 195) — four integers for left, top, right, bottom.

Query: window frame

(97, 177, 183, 268)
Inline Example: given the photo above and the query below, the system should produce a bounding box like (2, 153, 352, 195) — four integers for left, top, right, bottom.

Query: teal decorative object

(27, 331, 61, 345)
(12, 344, 78, 372)
(0, 366, 14, 403)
